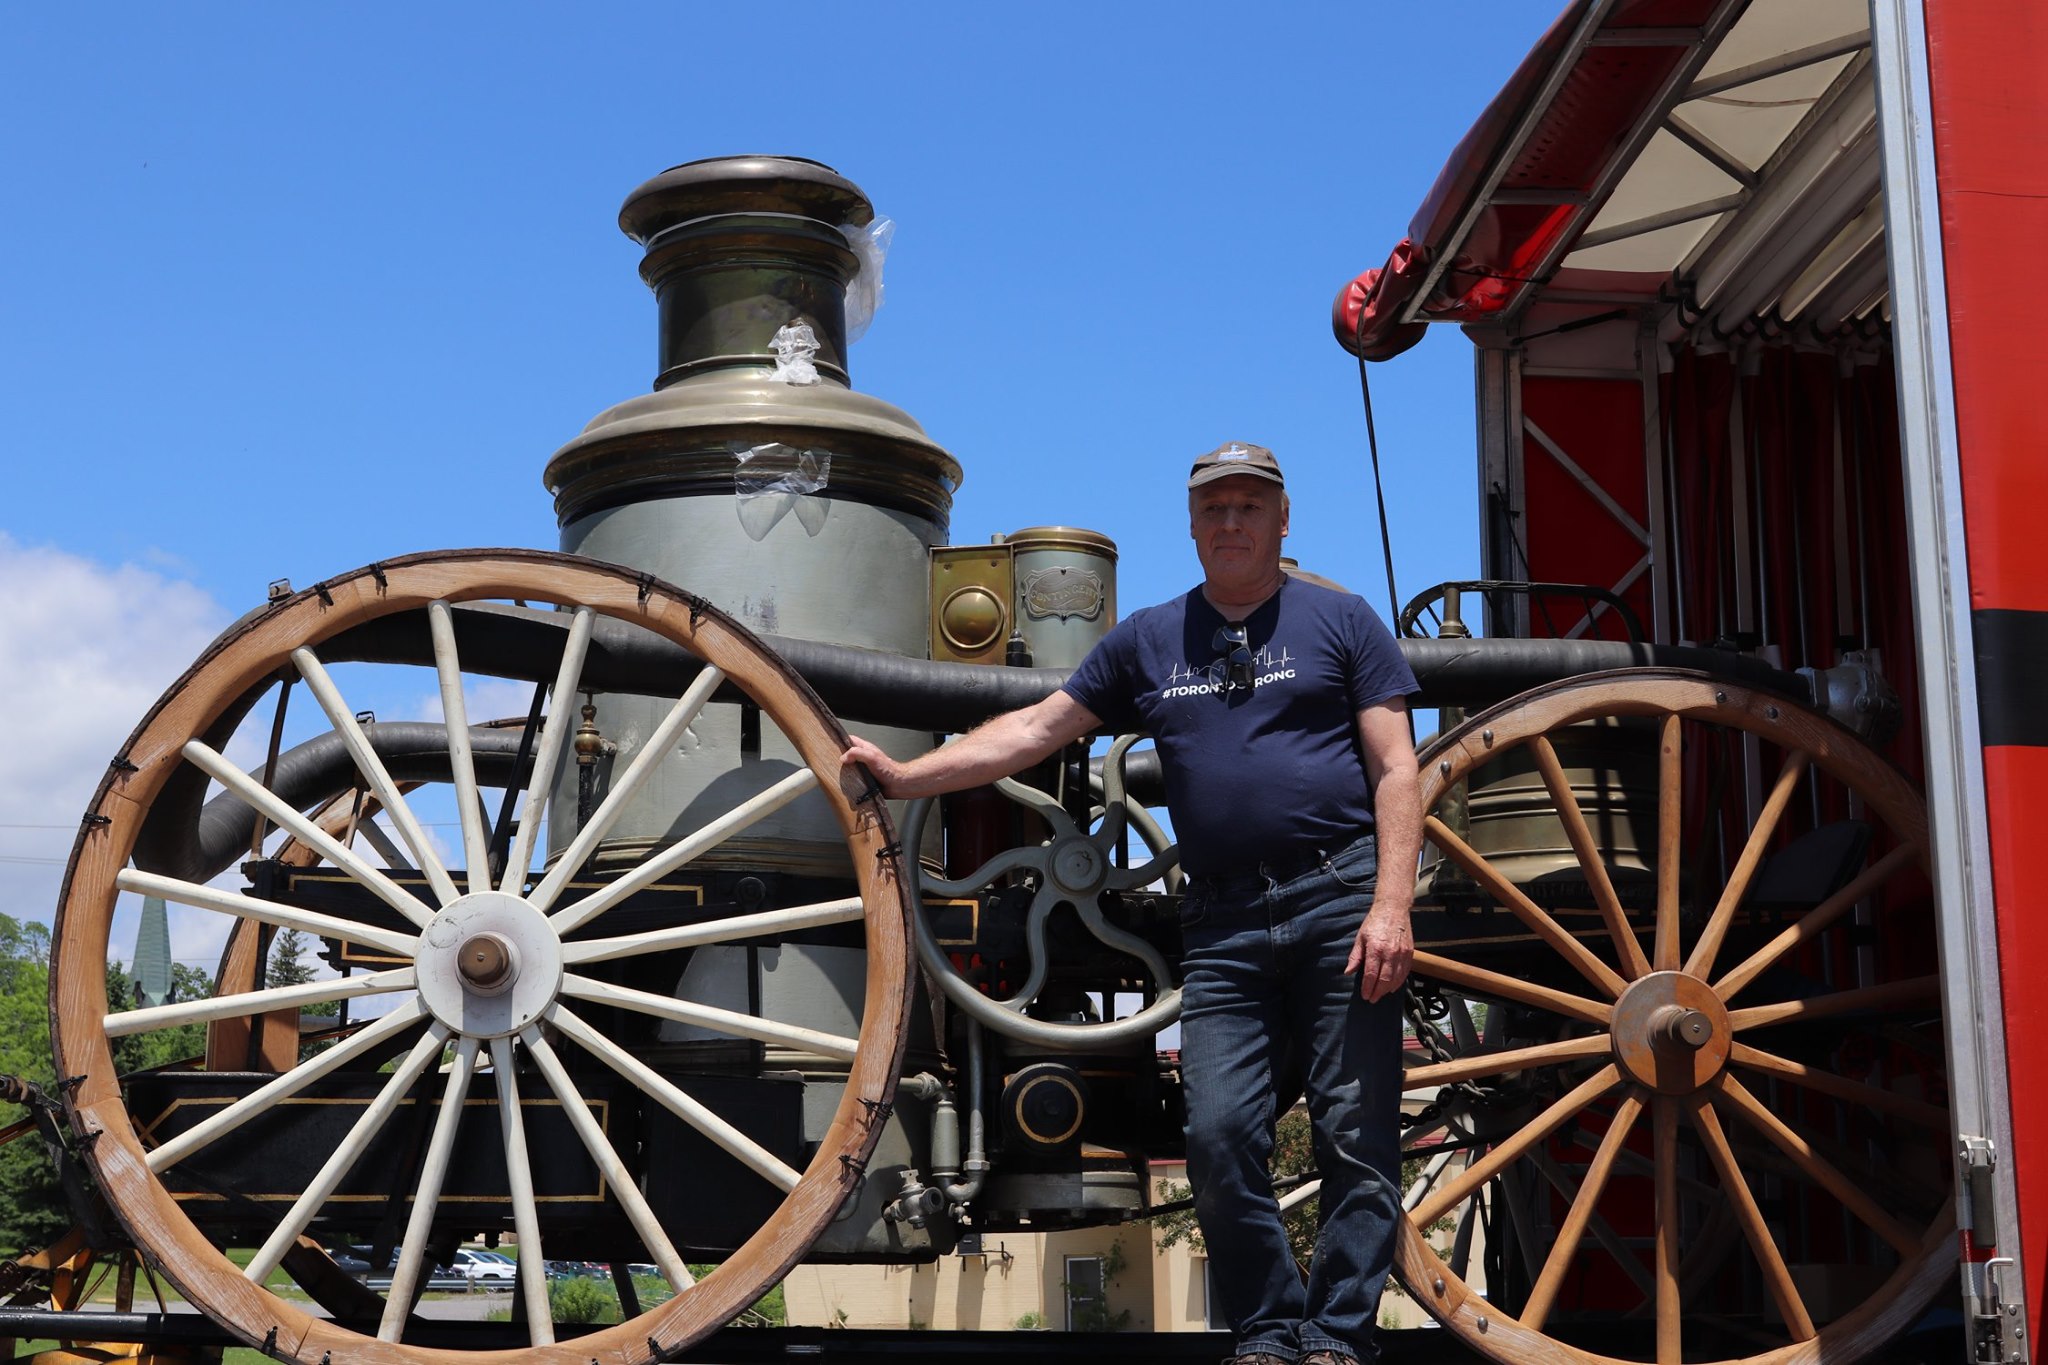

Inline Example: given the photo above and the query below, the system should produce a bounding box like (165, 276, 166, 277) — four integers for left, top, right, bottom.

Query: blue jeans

(1179, 834, 1402, 1363)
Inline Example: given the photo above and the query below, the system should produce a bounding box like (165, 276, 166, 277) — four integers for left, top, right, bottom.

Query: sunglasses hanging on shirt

(1215, 623, 1254, 695)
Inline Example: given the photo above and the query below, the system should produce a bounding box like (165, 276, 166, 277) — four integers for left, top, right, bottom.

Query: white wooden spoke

(562, 896, 865, 966)
(547, 1003, 801, 1192)
(117, 869, 419, 961)
(561, 973, 859, 1061)
(106, 967, 415, 1038)
(146, 999, 427, 1173)
(499, 606, 596, 894)
(1402, 1147, 1460, 1211)
(1682, 749, 1808, 980)
(245, 1025, 449, 1283)
(428, 601, 494, 893)
(548, 768, 820, 937)
(524, 1028, 697, 1293)
(1277, 1178, 1321, 1216)
(292, 646, 459, 907)
(490, 1036, 554, 1345)
(380, 1036, 480, 1341)
(178, 742, 436, 930)
(529, 665, 727, 914)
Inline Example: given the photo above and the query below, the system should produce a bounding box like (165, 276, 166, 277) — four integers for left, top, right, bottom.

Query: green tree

(266, 928, 335, 1017)
(105, 957, 209, 1074)
(0, 914, 64, 1253)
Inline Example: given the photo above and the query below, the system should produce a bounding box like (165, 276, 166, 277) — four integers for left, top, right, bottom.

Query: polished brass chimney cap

(619, 156, 874, 244)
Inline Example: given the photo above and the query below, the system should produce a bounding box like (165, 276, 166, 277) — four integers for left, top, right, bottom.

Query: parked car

(449, 1248, 517, 1284)
(544, 1259, 606, 1281)
(325, 1249, 371, 1277)
(344, 1246, 468, 1292)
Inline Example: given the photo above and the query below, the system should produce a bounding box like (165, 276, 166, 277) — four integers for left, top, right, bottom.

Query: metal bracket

(1961, 1138, 2030, 1364)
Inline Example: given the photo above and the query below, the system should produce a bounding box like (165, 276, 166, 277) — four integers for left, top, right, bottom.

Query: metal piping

(140, 605, 1811, 887)
(940, 1021, 988, 1207)
(320, 601, 1811, 719)
(134, 722, 534, 886)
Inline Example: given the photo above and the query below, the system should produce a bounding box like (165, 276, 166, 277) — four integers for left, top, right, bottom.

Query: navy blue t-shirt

(1060, 577, 1418, 876)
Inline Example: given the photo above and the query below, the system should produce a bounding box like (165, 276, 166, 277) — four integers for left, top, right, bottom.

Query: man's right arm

(841, 690, 1102, 799)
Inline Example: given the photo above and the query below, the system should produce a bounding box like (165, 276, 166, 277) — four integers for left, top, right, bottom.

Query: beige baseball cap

(1187, 441, 1284, 490)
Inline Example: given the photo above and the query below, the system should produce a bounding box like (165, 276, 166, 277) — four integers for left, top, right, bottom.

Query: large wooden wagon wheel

(50, 550, 914, 1365)
(1397, 669, 1953, 1365)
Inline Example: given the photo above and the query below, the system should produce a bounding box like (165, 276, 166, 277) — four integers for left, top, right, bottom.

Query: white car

(449, 1248, 517, 1284)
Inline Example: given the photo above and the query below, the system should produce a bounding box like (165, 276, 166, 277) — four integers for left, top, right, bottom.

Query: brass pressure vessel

(543, 156, 960, 877)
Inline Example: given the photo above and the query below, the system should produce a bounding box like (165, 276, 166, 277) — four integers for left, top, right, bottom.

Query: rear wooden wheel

(51, 550, 913, 1364)
(1398, 670, 1953, 1365)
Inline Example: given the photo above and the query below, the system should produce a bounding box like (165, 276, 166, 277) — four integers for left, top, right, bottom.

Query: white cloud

(0, 535, 228, 957)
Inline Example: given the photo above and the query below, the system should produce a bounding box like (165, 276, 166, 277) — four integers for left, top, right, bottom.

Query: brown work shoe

(1300, 1352, 1360, 1365)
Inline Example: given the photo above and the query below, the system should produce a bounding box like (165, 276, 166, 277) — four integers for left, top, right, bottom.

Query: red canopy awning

(1336, 0, 1731, 359)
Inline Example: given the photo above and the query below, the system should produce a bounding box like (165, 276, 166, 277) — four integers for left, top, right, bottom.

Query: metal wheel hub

(1047, 836, 1108, 895)
(1611, 969, 1730, 1095)
(416, 891, 562, 1038)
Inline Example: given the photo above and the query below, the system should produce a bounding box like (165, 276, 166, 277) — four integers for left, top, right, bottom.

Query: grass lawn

(14, 1342, 270, 1365)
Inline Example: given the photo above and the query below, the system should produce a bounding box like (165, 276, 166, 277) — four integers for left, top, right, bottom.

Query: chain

(1400, 981, 1493, 1134)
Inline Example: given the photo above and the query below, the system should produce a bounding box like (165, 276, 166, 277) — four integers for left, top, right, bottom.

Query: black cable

(1490, 479, 1560, 638)
(1353, 311, 1403, 627)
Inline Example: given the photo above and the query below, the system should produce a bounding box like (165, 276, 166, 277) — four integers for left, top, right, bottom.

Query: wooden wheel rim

(50, 549, 915, 1365)
(1398, 668, 1953, 1365)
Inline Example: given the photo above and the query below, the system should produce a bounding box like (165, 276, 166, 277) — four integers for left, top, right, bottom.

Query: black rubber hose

(139, 605, 1807, 883)
(134, 724, 535, 884)
(321, 603, 1807, 727)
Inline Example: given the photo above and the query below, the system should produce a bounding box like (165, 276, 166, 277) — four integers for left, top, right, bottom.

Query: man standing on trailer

(843, 442, 1421, 1365)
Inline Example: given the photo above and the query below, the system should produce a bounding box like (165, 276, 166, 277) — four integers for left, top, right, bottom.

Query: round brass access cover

(1611, 970, 1730, 1095)
(939, 584, 1008, 652)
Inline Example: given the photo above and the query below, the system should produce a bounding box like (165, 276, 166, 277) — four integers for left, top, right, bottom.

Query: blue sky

(0, 5, 1560, 953)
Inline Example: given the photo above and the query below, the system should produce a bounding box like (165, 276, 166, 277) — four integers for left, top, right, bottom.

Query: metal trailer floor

(0, 1316, 1970, 1364)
